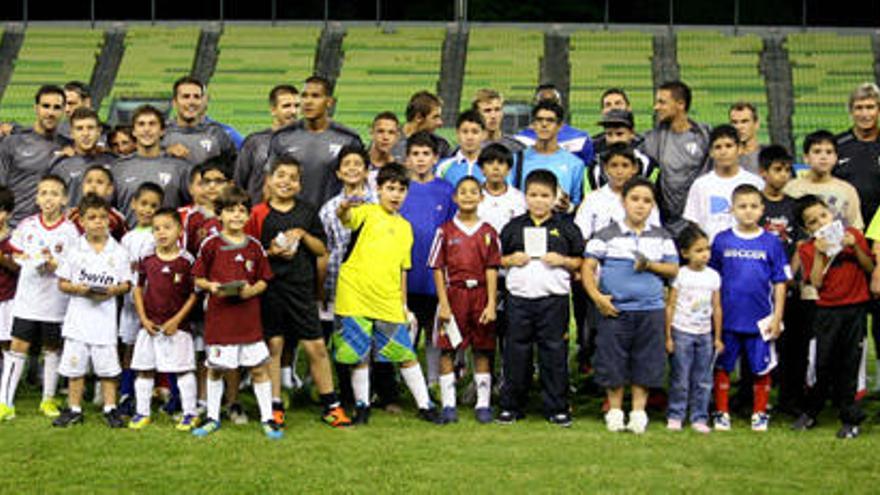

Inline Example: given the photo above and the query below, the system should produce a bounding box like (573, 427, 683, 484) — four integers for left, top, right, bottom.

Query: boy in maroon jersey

(0, 186, 18, 352)
(128, 208, 199, 431)
(67, 165, 128, 241)
(191, 187, 281, 439)
(430, 176, 501, 424)
(182, 160, 228, 255)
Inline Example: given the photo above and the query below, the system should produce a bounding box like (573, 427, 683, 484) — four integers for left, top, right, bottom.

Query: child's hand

(714, 338, 725, 354)
(814, 237, 831, 254)
(285, 228, 306, 242)
(166, 143, 190, 159)
(206, 281, 222, 296)
(479, 304, 496, 325)
(665, 337, 674, 354)
(269, 239, 295, 259)
(239, 283, 259, 300)
(541, 252, 566, 267)
(768, 317, 783, 339)
(42, 255, 58, 274)
(842, 232, 856, 247)
(437, 301, 452, 323)
(162, 322, 179, 337)
(594, 293, 619, 318)
(554, 193, 571, 214)
(141, 318, 159, 336)
(507, 252, 530, 267)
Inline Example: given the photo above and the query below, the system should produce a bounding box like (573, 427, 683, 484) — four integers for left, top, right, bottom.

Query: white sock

(253, 380, 273, 423)
(134, 377, 154, 417)
(70, 405, 82, 413)
(206, 377, 224, 422)
(93, 381, 103, 405)
(42, 351, 60, 400)
(425, 343, 441, 385)
(1, 351, 25, 406)
(474, 373, 491, 409)
(103, 403, 116, 413)
(401, 363, 431, 410)
(439, 373, 456, 408)
(352, 366, 370, 407)
(281, 366, 293, 389)
(178, 372, 197, 416)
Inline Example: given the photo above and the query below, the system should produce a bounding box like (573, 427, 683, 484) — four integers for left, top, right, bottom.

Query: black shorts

(11, 318, 62, 348)
(594, 309, 665, 388)
(261, 284, 323, 342)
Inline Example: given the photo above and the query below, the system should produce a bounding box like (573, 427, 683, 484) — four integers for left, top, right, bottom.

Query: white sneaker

(627, 410, 648, 434)
(605, 408, 625, 432)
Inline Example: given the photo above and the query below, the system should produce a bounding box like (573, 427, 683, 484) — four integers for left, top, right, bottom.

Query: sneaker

(39, 398, 61, 418)
(496, 410, 522, 425)
(352, 404, 370, 425)
(751, 412, 769, 432)
(836, 423, 860, 439)
(474, 407, 493, 424)
(548, 412, 573, 428)
(128, 414, 151, 430)
(0, 403, 15, 421)
(117, 395, 135, 418)
(322, 406, 352, 428)
(52, 409, 84, 427)
(229, 403, 248, 425)
(605, 408, 625, 432)
(666, 418, 683, 431)
(176, 414, 200, 432)
(262, 420, 284, 440)
(712, 411, 731, 431)
(691, 422, 711, 434)
(626, 410, 648, 434)
(104, 408, 126, 428)
(417, 406, 446, 425)
(192, 419, 221, 437)
(272, 407, 286, 428)
(441, 406, 459, 424)
(791, 413, 817, 431)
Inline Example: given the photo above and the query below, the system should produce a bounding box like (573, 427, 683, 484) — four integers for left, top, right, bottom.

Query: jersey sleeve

(191, 241, 213, 279)
(660, 236, 679, 264)
(565, 221, 586, 257)
(682, 181, 702, 225)
(117, 249, 134, 284)
(584, 232, 607, 261)
(233, 138, 254, 191)
(846, 185, 864, 230)
(768, 236, 792, 283)
(427, 227, 446, 269)
(253, 243, 273, 283)
(573, 199, 594, 240)
(401, 223, 413, 271)
(137, 259, 148, 288)
(709, 235, 723, 272)
(344, 204, 369, 231)
(866, 208, 880, 241)
(486, 227, 502, 268)
(570, 156, 585, 206)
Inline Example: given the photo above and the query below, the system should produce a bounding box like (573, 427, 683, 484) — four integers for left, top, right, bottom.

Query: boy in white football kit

(54, 194, 133, 427)
(0, 186, 18, 351)
(0, 175, 80, 421)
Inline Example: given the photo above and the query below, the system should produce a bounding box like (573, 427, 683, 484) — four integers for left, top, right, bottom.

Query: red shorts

(438, 285, 496, 352)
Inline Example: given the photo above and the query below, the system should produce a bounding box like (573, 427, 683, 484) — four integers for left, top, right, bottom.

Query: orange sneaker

(272, 408, 286, 428)
(322, 406, 352, 428)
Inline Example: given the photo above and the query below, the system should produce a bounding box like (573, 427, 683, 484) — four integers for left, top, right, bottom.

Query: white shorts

(118, 305, 140, 346)
(0, 300, 13, 341)
(59, 338, 121, 378)
(205, 342, 269, 370)
(130, 329, 196, 373)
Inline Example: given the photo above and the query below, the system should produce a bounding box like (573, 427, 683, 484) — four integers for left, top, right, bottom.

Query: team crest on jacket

(245, 260, 254, 272)
(200, 139, 213, 152)
(159, 173, 172, 186)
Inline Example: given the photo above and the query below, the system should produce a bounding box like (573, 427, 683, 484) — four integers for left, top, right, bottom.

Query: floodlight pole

(22, 0, 27, 28)
(604, 0, 610, 30)
(151, 0, 156, 26)
(733, 0, 739, 35)
(271, 0, 277, 26)
(801, 0, 807, 31)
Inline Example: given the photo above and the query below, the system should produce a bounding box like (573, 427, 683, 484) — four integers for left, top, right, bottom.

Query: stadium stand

(332, 26, 445, 135)
(569, 30, 654, 136)
(207, 25, 319, 135)
(460, 27, 542, 110)
(788, 32, 875, 154)
(0, 27, 102, 124)
(678, 31, 770, 141)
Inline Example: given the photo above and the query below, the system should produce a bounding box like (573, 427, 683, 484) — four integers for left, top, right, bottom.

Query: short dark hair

(372, 111, 399, 127)
(83, 164, 113, 184)
(215, 186, 252, 216)
(533, 83, 562, 104)
(134, 181, 165, 202)
(524, 169, 557, 193)
(709, 124, 740, 147)
(455, 176, 482, 192)
(153, 207, 182, 227)
(729, 101, 758, 121)
(269, 84, 298, 106)
(793, 194, 827, 228)
(70, 107, 99, 125)
(531, 99, 565, 122)
(305, 75, 333, 97)
(602, 143, 639, 169)
(477, 143, 513, 169)
(269, 154, 302, 175)
(406, 131, 439, 155)
(376, 163, 409, 188)
(35, 85, 65, 105)
(758, 145, 794, 171)
(64, 81, 91, 101)
(456, 109, 485, 130)
(39, 174, 68, 195)
(405, 91, 442, 122)
(109, 124, 133, 141)
(621, 176, 655, 199)
(600, 88, 629, 108)
(131, 105, 166, 129)
(676, 222, 709, 255)
(658, 80, 692, 112)
(200, 157, 232, 180)
(78, 193, 110, 215)
(803, 129, 838, 155)
(731, 183, 762, 203)
(335, 145, 370, 171)
(0, 185, 15, 213)
(173, 75, 204, 98)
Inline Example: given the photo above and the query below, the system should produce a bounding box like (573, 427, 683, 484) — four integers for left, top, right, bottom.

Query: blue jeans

(667, 329, 714, 423)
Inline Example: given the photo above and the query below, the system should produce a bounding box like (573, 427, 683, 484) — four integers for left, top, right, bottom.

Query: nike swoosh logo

(839, 158, 851, 164)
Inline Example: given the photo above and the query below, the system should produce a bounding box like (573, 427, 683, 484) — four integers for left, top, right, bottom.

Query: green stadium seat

(460, 27, 542, 113)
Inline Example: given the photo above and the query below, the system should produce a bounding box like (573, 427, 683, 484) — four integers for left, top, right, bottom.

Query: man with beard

(162, 76, 236, 168)
(729, 101, 764, 174)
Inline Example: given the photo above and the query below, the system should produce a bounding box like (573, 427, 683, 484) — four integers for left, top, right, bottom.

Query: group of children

(0, 100, 874, 443)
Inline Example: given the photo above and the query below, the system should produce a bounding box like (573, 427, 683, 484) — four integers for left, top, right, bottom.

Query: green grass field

(2, 377, 880, 493)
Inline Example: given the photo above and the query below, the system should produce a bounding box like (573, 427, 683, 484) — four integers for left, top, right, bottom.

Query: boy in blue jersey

(436, 110, 487, 186)
(516, 100, 585, 214)
(710, 184, 790, 432)
(400, 132, 457, 386)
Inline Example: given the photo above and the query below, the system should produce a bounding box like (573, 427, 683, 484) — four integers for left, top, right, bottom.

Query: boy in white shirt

(0, 175, 80, 421)
(54, 194, 133, 427)
(477, 143, 525, 239)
